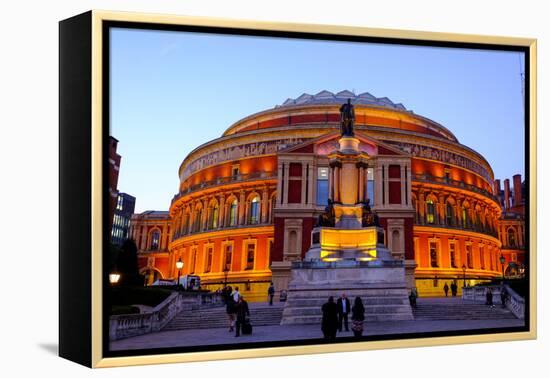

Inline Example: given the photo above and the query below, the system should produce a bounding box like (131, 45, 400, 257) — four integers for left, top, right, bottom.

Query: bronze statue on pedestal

(339, 98, 355, 137)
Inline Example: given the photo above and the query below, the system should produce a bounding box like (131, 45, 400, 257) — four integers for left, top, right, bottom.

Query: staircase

(412, 298, 517, 321)
(164, 302, 284, 331)
(281, 292, 413, 325)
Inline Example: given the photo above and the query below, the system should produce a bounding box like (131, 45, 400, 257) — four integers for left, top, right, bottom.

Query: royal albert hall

(130, 90, 526, 299)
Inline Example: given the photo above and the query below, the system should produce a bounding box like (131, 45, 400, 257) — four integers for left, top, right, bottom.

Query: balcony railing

(171, 172, 276, 204)
(172, 222, 272, 242)
(414, 220, 498, 239)
(412, 173, 499, 203)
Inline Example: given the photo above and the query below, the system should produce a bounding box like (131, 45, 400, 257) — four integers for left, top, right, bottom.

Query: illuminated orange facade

(129, 90, 526, 298)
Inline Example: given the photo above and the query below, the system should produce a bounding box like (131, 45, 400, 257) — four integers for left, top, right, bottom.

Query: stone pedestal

(280, 260, 413, 324)
(280, 134, 413, 325)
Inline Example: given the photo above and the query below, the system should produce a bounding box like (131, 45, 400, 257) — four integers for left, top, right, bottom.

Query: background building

(108, 136, 121, 235)
(111, 192, 136, 246)
(129, 90, 525, 298)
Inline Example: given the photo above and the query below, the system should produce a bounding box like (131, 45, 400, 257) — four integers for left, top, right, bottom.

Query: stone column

(418, 190, 425, 224)
(282, 163, 289, 205)
(218, 194, 225, 228)
(276, 162, 283, 206)
(328, 164, 333, 201)
(406, 162, 412, 207)
(375, 163, 383, 207)
(334, 165, 340, 202)
(301, 164, 307, 205)
(239, 190, 246, 225)
(202, 198, 209, 231)
(400, 165, 406, 206)
(261, 187, 269, 223)
(358, 164, 364, 203)
(161, 223, 168, 250)
(383, 164, 389, 206)
(308, 163, 314, 206)
(140, 225, 147, 250)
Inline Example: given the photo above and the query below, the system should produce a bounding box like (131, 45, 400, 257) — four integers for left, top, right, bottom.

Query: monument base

(280, 260, 413, 325)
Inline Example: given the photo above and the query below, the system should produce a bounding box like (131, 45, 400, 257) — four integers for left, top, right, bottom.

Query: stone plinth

(305, 226, 391, 262)
(280, 260, 413, 325)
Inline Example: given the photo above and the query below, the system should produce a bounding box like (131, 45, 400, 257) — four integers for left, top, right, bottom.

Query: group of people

(321, 293, 366, 340)
(485, 286, 508, 308)
(222, 285, 250, 337)
(443, 282, 459, 297)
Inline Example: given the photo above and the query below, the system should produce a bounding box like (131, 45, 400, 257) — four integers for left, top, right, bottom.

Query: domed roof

(276, 90, 410, 112)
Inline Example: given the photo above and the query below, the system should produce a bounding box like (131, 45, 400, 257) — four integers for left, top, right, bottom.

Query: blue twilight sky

(110, 28, 525, 213)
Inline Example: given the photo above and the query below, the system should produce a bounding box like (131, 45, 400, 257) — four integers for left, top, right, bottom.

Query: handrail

(462, 284, 524, 319)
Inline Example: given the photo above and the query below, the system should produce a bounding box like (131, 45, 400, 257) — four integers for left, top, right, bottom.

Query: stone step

(164, 305, 284, 331)
(287, 297, 408, 306)
(282, 304, 414, 317)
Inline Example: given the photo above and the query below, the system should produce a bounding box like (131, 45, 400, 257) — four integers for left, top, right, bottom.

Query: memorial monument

(280, 99, 414, 325)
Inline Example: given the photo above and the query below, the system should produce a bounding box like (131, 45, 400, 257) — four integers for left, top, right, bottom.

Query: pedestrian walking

(485, 287, 494, 307)
(351, 297, 365, 338)
(234, 296, 250, 337)
(500, 286, 508, 308)
(268, 282, 275, 305)
(450, 282, 458, 297)
(321, 296, 338, 340)
(225, 286, 236, 332)
(409, 288, 418, 309)
(232, 286, 241, 302)
(336, 293, 351, 332)
(443, 283, 449, 297)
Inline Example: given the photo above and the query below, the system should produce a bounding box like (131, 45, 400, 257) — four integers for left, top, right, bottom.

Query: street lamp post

(223, 266, 229, 287)
(109, 272, 121, 285)
(461, 264, 466, 288)
(176, 257, 184, 290)
(499, 255, 506, 282)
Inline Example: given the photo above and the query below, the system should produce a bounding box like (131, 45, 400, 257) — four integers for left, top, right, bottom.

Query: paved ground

(110, 317, 524, 351)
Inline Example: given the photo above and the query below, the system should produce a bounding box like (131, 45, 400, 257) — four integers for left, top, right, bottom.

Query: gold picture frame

(59, 10, 537, 368)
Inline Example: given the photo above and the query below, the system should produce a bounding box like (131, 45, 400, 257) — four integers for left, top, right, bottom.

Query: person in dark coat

(268, 282, 275, 305)
(224, 285, 236, 332)
(500, 286, 508, 308)
(485, 287, 494, 307)
(336, 293, 351, 332)
(321, 296, 338, 340)
(450, 282, 458, 297)
(351, 297, 365, 338)
(234, 296, 250, 337)
(443, 283, 449, 297)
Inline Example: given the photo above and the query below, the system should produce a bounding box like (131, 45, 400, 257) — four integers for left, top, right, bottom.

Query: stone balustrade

(109, 291, 224, 341)
(462, 284, 524, 319)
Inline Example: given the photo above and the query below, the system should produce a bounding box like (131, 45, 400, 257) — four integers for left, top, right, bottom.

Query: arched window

(208, 204, 219, 230)
(446, 202, 454, 226)
(182, 213, 189, 235)
(193, 208, 202, 233)
(508, 228, 517, 247)
(229, 199, 238, 227)
(150, 230, 160, 250)
(429, 241, 438, 267)
(249, 196, 260, 224)
(426, 199, 435, 224)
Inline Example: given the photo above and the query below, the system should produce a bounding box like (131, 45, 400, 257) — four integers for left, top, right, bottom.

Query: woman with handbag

(351, 296, 365, 338)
